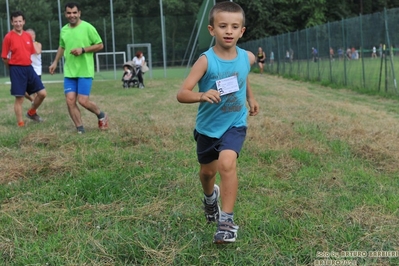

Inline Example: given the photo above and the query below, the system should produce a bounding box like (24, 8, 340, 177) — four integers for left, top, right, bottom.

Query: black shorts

(194, 126, 247, 164)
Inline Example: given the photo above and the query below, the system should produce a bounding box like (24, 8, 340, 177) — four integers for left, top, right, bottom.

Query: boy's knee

(200, 168, 217, 180)
(218, 156, 237, 173)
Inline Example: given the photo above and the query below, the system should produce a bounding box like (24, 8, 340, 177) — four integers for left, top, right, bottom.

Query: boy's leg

(214, 149, 239, 244)
(200, 161, 220, 223)
(213, 127, 246, 244)
(217, 150, 238, 214)
(199, 161, 218, 195)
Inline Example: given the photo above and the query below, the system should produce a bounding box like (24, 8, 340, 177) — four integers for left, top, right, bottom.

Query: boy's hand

(248, 99, 259, 116)
(200, 90, 221, 104)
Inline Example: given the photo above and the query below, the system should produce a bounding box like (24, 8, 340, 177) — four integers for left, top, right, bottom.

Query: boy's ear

(239, 26, 246, 38)
(208, 25, 215, 36)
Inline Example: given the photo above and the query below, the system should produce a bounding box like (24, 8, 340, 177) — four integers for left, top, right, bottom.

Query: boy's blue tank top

(196, 47, 250, 138)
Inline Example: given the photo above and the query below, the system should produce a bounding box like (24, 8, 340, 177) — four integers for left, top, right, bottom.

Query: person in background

(329, 47, 334, 61)
(24, 28, 42, 103)
(270, 51, 274, 65)
(176, 1, 259, 244)
(257, 47, 266, 74)
(312, 47, 318, 62)
(371, 46, 377, 58)
(132, 51, 146, 88)
(49, 2, 108, 134)
(1, 11, 46, 127)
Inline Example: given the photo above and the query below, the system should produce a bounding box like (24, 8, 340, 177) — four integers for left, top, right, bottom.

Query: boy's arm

(177, 55, 221, 104)
(246, 51, 259, 116)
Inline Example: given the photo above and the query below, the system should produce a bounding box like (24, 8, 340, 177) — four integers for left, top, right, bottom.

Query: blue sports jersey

(196, 47, 250, 138)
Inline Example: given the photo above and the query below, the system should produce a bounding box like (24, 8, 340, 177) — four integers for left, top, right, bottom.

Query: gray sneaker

(213, 218, 239, 244)
(26, 112, 43, 122)
(203, 184, 220, 223)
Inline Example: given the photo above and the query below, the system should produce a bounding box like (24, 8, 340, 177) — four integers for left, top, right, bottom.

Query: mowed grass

(1, 73, 399, 265)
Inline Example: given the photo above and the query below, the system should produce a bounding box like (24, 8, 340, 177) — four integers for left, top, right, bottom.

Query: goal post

(95, 52, 127, 73)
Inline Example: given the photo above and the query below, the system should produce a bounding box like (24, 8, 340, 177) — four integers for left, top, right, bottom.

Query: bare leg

(24, 92, 34, 102)
(32, 89, 46, 110)
(14, 96, 24, 124)
(199, 160, 218, 196)
(77, 94, 101, 116)
(65, 92, 83, 127)
(258, 62, 263, 74)
(218, 150, 238, 213)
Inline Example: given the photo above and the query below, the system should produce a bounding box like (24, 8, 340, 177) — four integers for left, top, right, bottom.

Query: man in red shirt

(1, 11, 47, 127)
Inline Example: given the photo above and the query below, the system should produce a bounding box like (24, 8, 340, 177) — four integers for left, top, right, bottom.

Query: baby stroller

(121, 61, 140, 88)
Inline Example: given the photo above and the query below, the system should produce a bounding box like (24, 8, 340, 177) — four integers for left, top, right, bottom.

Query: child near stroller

(121, 61, 140, 88)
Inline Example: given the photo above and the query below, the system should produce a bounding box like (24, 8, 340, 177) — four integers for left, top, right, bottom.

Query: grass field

(261, 56, 399, 96)
(1, 72, 399, 265)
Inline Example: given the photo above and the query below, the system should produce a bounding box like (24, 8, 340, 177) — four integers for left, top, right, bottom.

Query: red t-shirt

(1, 30, 35, 66)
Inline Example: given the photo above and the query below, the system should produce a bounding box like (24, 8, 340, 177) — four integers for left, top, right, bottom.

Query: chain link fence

(240, 8, 399, 94)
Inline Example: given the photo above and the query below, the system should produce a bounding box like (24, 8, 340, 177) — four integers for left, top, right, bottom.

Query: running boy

(176, 1, 259, 244)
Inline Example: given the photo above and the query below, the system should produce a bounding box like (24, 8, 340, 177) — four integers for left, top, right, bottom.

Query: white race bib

(216, 75, 239, 96)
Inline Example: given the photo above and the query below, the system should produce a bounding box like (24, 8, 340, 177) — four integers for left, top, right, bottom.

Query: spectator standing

(257, 47, 266, 74)
(132, 51, 146, 88)
(371, 46, 377, 58)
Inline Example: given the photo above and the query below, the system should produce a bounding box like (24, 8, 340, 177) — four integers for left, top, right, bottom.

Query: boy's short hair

(208, 1, 245, 27)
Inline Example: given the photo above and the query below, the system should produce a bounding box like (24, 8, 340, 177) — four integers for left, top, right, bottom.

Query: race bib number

(216, 75, 239, 96)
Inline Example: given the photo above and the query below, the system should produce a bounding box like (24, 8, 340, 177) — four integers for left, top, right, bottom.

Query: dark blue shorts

(194, 126, 247, 164)
(9, 65, 44, 96)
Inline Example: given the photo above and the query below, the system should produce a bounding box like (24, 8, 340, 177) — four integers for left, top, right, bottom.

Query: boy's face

(208, 11, 245, 49)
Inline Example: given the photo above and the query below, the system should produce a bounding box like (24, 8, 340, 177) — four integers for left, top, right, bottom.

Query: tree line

(2, 0, 399, 41)
(1, 0, 398, 67)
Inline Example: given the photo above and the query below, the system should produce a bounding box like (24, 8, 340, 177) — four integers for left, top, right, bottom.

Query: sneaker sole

(213, 234, 237, 244)
(213, 238, 236, 244)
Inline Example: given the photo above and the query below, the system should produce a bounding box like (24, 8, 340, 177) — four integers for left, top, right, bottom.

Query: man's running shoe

(203, 184, 220, 223)
(98, 114, 109, 130)
(26, 112, 43, 122)
(213, 219, 239, 244)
